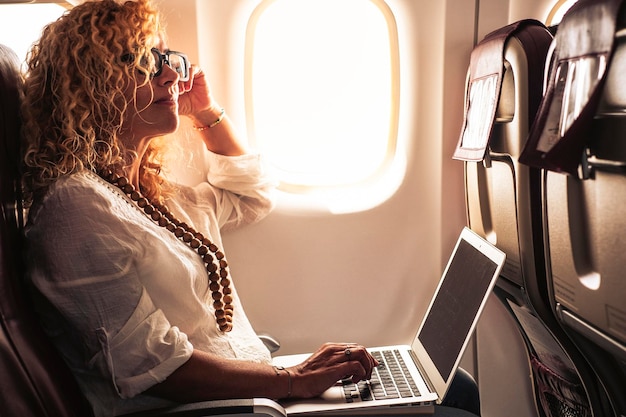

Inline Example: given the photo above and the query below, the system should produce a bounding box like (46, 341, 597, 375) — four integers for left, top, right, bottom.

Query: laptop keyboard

(341, 349, 421, 402)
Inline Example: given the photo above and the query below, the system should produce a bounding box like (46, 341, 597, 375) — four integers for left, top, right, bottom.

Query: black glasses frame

(151, 48, 190, 82)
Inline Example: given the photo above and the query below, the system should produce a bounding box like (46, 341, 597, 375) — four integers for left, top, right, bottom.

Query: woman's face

(118, 43, 181, 149)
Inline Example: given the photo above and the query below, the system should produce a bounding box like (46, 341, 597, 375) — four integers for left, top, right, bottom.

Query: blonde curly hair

(22, 0, 170, 204)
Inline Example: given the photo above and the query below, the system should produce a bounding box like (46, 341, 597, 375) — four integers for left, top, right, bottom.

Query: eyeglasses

(122, 48, 190, 82)
(150, 48, 190, 82)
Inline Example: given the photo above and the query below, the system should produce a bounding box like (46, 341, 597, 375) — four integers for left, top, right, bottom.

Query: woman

(20, 1, 478, 417)
(21, 1, 377, 416)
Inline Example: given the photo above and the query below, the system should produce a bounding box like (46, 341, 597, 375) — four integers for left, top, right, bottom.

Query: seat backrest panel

(542, 26, 626, 416)
(545, 28, 626, 349)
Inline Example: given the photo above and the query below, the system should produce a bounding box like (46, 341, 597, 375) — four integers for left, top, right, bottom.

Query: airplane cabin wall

(160, 0, 473, 355)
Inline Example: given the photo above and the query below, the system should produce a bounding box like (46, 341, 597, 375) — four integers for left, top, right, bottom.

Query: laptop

(272, 227, 506, 416)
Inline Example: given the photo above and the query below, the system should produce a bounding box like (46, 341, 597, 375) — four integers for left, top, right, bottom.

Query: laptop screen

(417, 230, 502, 382)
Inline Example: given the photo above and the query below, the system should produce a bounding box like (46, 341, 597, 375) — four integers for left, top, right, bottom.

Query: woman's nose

(157, 63, 180, 85)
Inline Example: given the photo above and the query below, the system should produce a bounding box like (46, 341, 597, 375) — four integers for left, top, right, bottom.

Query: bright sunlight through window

(0, 4, 66, 66)
(245, 0, 399, 193)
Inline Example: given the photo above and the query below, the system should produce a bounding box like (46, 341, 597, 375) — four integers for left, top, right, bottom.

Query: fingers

(177, 64, 200, 95)
(176, 65, 216, 118)
(329, 343, 379, 381)
(292, 343, 379, 398)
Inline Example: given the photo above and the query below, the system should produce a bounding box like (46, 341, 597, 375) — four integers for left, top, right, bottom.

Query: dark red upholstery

(0, 44, 93, 417)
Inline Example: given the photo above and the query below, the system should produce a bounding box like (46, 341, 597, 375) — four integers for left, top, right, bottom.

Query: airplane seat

(455, 20, 610, 417)
(0, 43, 285, 417)
(0, 43, 93, 417)
(528, 1, 626, 415)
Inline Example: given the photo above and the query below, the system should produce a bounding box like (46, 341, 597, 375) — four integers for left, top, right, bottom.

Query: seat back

(0, 44, 92, 417)
(457, 21, 612, 417)
(540, 5, 626, 415)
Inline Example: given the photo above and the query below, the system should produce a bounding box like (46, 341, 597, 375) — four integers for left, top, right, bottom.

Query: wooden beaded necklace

(99, 168, 234, 332)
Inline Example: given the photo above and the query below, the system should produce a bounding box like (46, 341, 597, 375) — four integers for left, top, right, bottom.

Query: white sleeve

(91, 289, 193, 399)
(172, 151, 277, 232)
(26, 175, 193, 399)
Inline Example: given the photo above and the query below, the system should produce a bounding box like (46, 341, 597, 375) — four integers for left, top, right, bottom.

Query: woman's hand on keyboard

(287, 342, 379, 398)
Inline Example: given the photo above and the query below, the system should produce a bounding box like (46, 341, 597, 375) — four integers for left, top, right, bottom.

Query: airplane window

(245, 0, 400, 196)
(546, 0, 578, 26)
(0, 4, 66, 66)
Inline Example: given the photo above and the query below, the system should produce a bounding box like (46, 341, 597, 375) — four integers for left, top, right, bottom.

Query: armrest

(120, 398, 287, 417)
(121, 334, 282, 417)
(258, 333, 281, 354)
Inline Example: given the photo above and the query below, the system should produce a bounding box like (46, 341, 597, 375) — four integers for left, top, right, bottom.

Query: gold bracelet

(273, 365, 292, 398)
(193, 108, 225, 131)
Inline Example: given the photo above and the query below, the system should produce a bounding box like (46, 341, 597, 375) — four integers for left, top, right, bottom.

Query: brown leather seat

(0, 44, 93, 416)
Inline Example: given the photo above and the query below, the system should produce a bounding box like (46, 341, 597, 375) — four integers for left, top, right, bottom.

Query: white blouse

(24, 152, 276, 417)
